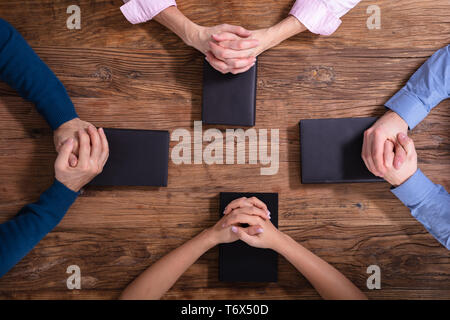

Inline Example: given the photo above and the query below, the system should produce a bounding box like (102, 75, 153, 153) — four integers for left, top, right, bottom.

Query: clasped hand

(189, 24, 272, 74)
(205, 197, 283, 250)
(362, 111, 417, 186)
(54, 121, 109, 192)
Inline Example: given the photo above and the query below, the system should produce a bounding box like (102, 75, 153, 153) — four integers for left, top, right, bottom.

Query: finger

(371, 131, 387, 177)
(224, 197, 250, 214)
(205, 52, 229, 74)
(55, 138, 74, 168)
(224, 196, 269, 216)
(87, 125, 101, 160)
(78, 129, 91, 166)
(69, 153, 78, 167)
(394, 141, 407, 170)
(98, 128, 109, 166)
(231, 226, 258, 247)
(209, 41, 255, 59)
(246, 196, 268, 214)
(230, 63, 255, 75)
(362, 130, 378, 176)
(397, 132, 415, 155)
(220, 24, 251, 38)
(383, 140, 395, 169)
(232, 206, 270, 220)
(222, 212, 264, 228)
(218, 39, 259, 51)
(224, 57, 255, 70)
(212, 32, 240, 42)
(246, 225, 264, 236)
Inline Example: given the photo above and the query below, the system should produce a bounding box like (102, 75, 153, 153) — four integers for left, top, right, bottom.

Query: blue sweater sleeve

(0, 19, 78, 130)
(391, 169, 450, 249)
(385, 45, 450, 129)
(0, 180, 79, 277)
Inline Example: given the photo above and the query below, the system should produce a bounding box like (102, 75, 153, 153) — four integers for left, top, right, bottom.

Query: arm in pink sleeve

(289, 0, 361, 36)
(120, 0, 177, 24)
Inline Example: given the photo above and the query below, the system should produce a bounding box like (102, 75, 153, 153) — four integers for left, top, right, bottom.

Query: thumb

(393, 141, 407, 170)
(55, 138, 74, 167)
(246, 225, 264, 236)
(231, 226, 257, 246)
(397, 132, 415, 155)
(69, 153, 78, 167)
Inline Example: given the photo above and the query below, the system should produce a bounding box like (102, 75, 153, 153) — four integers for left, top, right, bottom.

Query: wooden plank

(0, 0, 449, 299)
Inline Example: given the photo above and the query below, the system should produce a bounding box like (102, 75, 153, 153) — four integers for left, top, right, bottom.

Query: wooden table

(0, 0, 449, 299)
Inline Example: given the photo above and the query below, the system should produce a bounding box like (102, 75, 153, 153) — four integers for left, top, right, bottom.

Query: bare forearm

(265, 15, 307, 49)
(274, 233, 367, 300)
(120, 229, 215, 300)
(154, 6, 199, 47)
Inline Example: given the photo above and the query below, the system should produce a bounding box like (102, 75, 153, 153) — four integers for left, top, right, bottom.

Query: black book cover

(219, 192, 278, 282)
(89, 128, 169, 186)
(202, 60, 257, 126)
(300, 117, 384, 183)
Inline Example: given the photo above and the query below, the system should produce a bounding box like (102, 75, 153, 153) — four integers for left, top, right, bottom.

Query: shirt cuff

(289, 0, 342, 36)
(385, 88, 429, 130)
(120, 0, 177, 24)
(42, 179, 80, 214)
(391, 169, 437, 208)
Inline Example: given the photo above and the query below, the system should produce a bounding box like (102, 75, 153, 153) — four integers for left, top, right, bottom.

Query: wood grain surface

(0, 0, 449, 299)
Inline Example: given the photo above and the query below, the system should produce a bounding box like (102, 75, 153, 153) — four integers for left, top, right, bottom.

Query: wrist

(385, 110, 408, 131)
(270, 230, 290, 253)
(199, 228, 219, 250)
(180, 19, 201, 49)
(58, 117, 81, 130)
(266, 15, 306, 49)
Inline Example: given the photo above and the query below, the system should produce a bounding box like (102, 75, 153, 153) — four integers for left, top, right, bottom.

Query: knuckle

(373, 127, 383, 136)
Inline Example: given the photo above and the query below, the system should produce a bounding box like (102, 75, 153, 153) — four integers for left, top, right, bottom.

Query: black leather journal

(219, 192, 278, 282)
(300, 117, 384, 183)
(202, 60, 257, 126)
(89, 128, 169, 186)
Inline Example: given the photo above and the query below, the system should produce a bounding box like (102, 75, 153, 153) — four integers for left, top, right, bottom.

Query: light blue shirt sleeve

(385, 45, 450, 129)
(391, 169, 450, 249)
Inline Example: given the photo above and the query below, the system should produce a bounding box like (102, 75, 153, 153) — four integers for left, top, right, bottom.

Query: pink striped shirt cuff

(289, 0, 360, 36)
(120, 0, 177, 24)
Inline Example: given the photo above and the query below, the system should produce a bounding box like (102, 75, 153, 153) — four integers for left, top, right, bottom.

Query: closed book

(300, 117, 384, 183)
(219, 192, 278, 282)
(202, 60, 257, 126)
(89, 128, 169, 186)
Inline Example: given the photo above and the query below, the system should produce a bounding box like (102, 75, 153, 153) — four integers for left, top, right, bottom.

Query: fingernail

(399, 133, 406, 139)
(231, 226, 238, 233)
(256, 228, 264, 234)
(267, 210, 271, 219)
(222, 223, 226, 228)
(67, 138, 74, 144)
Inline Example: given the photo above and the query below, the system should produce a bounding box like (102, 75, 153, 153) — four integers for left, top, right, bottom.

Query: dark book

(299, 117, 384, 183)
(202, 60, 257, 126)
(89, 128, 169, 186)
(219, 192, 278, 282)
